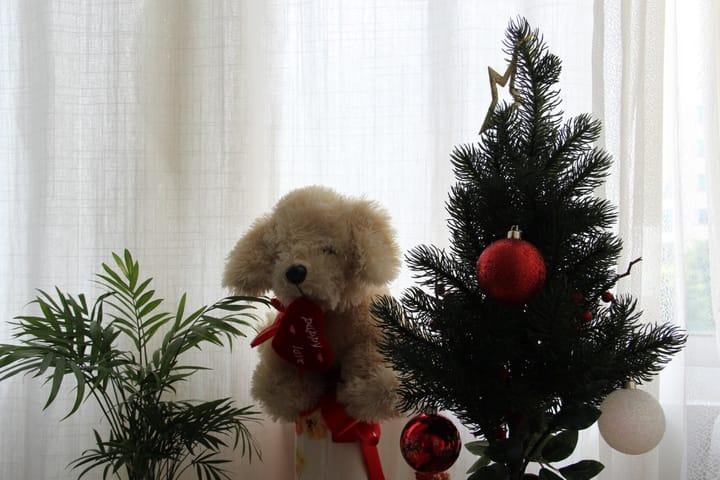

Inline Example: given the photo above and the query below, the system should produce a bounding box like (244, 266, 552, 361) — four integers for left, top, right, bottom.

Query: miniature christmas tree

(372, 18, 686, 480)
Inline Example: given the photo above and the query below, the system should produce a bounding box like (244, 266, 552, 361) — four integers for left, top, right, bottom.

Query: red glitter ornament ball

(400, 413, 461, 474)
(476, 226, 546, 304)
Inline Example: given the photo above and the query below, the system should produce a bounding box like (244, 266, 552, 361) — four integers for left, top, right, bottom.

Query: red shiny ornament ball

(400, 413, 461, 474)
(602, 291, 614, 303)
(582, 311, 593, 322)
(476, 229, 546, 304)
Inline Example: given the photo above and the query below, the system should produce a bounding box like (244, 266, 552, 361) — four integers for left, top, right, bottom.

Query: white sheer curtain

(659, 1, 720, 479)
(593, 1, 677, 478)
(0, 1, 716, 479)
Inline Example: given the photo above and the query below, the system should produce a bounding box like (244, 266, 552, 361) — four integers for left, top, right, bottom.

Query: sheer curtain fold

(1, 1, 717, 479)
(593, 1, 683, 478)
(708, 0, 720, 354)
(1, 2, 286, 478)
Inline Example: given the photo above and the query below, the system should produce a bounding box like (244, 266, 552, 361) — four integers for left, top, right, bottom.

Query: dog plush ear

(348, 200, 401, 286)
(222, 216, 275, 295)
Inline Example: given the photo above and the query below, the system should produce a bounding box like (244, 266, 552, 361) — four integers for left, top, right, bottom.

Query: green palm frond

(0, 250, 267, 480)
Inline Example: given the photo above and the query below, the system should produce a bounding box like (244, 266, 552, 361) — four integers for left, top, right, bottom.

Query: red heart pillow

(251, 297, 335, 372)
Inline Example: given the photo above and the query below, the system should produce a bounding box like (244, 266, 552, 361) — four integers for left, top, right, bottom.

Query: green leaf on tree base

(554, 404, 602, 430)
(467, 455, 491, 474)
(542, 429, 579, 462)
(468, 463, 510, 480)
(466, 440, 490, 455)
(539, 467, 564, 480)
(465, 437, 490, 474)
(559, 460, 605, 480)
(486, 437, 524, 464)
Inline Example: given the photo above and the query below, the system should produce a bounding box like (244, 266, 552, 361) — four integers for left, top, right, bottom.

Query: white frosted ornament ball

(598, 387, 666, 455)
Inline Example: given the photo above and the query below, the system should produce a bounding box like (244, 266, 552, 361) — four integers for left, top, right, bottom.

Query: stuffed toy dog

(223, 185, 401, 424)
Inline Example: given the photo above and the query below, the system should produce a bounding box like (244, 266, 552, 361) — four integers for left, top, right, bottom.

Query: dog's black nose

(285, 264, 307, 285)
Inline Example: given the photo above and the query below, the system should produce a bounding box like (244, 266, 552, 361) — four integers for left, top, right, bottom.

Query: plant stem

(84, 376, 123, 439)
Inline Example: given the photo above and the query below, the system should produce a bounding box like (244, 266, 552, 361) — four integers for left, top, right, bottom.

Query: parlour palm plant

(0, 250, 269, 480)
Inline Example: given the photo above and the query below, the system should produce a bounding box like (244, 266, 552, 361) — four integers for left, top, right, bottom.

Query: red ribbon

(318, 394, 385, 480)
(250, 298, 285, 347)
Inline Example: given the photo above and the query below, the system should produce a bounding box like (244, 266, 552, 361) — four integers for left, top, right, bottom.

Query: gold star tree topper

(479, 54, 522, 134)
(479, 31, 535, 135)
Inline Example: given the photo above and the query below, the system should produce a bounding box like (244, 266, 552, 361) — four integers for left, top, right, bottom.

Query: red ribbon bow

(319, 394, 385, 480)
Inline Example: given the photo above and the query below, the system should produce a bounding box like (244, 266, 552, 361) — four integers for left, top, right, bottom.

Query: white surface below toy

(295, 409, 413, 480)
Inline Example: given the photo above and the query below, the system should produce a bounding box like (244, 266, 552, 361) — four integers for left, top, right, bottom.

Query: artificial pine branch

(373, 17, 685, 480)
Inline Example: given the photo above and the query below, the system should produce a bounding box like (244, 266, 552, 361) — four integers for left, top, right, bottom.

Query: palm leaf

(1, 250, 265, 479)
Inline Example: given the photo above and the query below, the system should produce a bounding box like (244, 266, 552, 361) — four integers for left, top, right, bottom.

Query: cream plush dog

(223, 186, 401, 423)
